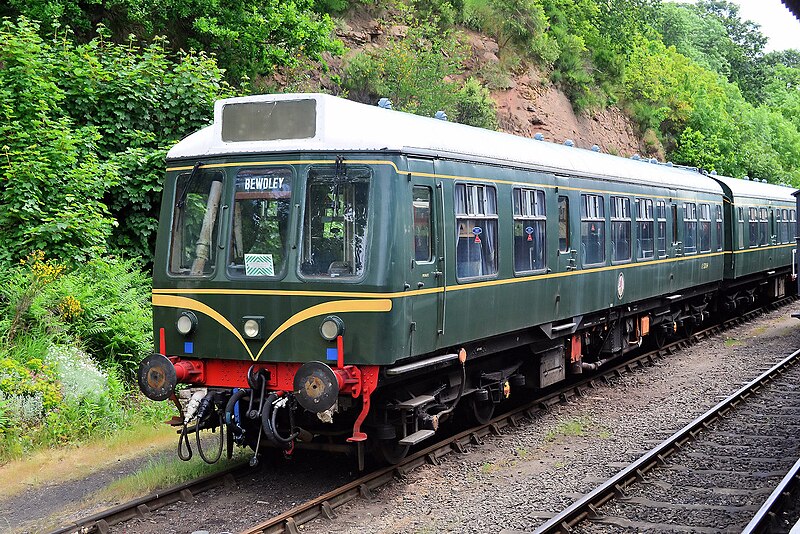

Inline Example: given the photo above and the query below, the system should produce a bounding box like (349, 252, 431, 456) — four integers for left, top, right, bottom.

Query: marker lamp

(242, 316, 265, 340)
(320, 316, 345, 341)
(176, 312, 197, 335)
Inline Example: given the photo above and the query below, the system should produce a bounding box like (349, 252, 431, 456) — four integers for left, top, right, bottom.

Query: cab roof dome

(168, 93, 726, 194)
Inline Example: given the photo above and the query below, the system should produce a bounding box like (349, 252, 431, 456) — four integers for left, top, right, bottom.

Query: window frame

(748, 207, 759, 248)
(759, 207, 769, 246)
(715, 205, 723, 252)
(698, 203, 712, 253)
(168, 169, 226, 278)
(610, 196, 632, 264)
(683, 202, 698, 255)
(636, 198, 655, 260)
(298, 164, 373, 282)
(454, 182, 499, 281)
(656, 200, 667, 258)
(226, 166, 295, 280)
(580, 193, 607, 267)
(512, 187, 547, 275)
(412, 186, 435, 264)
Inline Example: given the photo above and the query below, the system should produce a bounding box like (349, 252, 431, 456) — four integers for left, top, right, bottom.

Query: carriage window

(749, 207, 759, 248)
(715, 205, 723, 251)
(513, 188, 546, 273)
(671, 204, 679, 246)
(611, 196, 631, 262)
(413, 187, 433, 262)
(782, 208, 790, 243)
(227, 168, 292, 277)
(738, 207, 745, 249)
(455, 183, 498, 279)
(699, 203, 711, 253)
(301, 166, 371, 278)
(581, 194, 605, 266)
(558, 196, 570, 253)
(759, 207, 769, 246)
(683, 202, 697, 254)
(170, 170, 225, 276)
(656, 200, 667, 258)
(636, 198, 654, 260)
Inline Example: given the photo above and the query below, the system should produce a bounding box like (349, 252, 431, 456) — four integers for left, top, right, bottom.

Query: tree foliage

(0, 18, 234, 265)
(3, 0, 343, 83)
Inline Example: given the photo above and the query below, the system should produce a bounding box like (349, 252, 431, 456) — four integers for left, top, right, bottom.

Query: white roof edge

(712, 175, 796, 203)
(166, 93, 725, 195)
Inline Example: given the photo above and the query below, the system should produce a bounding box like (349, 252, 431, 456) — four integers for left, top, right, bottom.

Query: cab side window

(413, 187, 433, 262)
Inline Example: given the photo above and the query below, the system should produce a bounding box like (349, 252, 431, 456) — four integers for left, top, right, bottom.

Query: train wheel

(470, 398, 495, 425)
(377, 438, 410, 465)
(653, 326, 668, 349)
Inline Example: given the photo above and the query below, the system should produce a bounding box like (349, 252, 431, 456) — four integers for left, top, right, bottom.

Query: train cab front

(138, 155, 397, 467)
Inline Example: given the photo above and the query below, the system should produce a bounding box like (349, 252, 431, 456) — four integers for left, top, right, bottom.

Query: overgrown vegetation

(0, 252, 169, 460)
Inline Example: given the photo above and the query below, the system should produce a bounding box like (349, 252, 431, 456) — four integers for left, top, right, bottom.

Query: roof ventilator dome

(591, 144, 601, 152)
(377, 98, 393, 110)
(434, 111, 448, 121)
(534, 133, 544, 141)
(630, 154, 640, 160)
(564, 139, 575, 147)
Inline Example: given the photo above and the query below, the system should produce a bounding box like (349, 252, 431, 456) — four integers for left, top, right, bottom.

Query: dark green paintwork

(153, 152, 730, 368)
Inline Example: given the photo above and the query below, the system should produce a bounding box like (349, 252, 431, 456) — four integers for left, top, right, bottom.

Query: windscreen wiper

(176, 161, 204, 208)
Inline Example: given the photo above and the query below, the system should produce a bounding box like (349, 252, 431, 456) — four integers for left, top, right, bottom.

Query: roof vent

(434, 110, 448, 121)
(710, 170, 717, 175)
(564, 139, 575, 147)
(631, 154, 640, 160)
(762, 179, 768, 183)
(743, 175, 750, 180)
(666, 161, 674, 167)
(591, 144, 600, 152)
(649, 158, 658, 164)
(534, 133, 545, 141)
(377, 98, 393, 110)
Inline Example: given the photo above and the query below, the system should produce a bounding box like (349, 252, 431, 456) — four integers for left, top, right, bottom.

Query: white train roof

(168, 93, 725, 195)
(711, 175, 796, 203)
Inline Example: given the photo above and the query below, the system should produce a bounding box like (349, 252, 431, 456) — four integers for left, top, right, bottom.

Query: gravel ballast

(305, 308, 800, 533)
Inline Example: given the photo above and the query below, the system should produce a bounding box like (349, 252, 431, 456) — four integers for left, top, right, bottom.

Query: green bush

(0, 18, 235, 266)
(455, 78, 498, 130)
(343, 27, 465, 117)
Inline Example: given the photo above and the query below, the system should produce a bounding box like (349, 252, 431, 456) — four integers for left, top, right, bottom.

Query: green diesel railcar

(138, 94, 796, 466)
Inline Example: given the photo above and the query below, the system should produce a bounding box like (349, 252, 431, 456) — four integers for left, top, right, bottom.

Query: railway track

(526, 345, 800, 534)
(53, 296, 795, 534)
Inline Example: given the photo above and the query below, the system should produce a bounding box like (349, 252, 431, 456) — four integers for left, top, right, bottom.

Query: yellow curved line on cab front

(152, 294, 255, 360)
(255, 299, 393, 360)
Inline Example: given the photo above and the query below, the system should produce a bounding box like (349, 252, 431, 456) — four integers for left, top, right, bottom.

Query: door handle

(417, 282, 425, 288)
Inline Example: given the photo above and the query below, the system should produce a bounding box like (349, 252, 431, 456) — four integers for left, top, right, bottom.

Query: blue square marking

(184, 341, 194, 354)
(326, 347, 338, 361)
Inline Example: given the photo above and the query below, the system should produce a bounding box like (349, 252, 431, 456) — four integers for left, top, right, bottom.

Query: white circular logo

(617, 272, 625, 300)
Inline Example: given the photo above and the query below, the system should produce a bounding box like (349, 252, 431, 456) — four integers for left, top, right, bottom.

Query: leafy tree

(694, 0, 768, 103)
(0, 18, 234, 265)
(4, 0, 343, 83)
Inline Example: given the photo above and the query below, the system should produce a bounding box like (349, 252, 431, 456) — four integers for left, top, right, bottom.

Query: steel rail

(49, 463, 247, 534)
(239, 297, 797, 534)
(741, 456, 800, 534)
(52, 295, 794, 534)
(529, 345, 800, 534)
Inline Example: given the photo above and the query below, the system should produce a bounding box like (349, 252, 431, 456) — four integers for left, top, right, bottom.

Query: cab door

(407, 158, 443, 357)
(555, 179, 577, 319)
